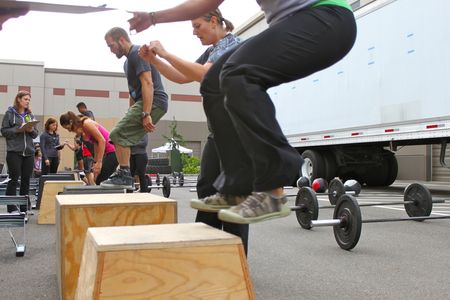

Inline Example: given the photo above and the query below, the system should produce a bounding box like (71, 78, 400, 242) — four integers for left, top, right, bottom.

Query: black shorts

(75, 149, 83, 161)
(83, 156, 94, 173)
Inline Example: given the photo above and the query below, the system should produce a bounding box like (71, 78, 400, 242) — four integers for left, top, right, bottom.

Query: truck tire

(363, 165, 387, 186)
(320, 150, 337, 181)
(301, 150, 326, 181)
(383, 150, 398, 186)
(364, 151, 397, 186)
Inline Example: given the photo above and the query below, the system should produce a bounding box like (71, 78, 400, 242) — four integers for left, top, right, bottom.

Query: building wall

(0, 59, 208, 172)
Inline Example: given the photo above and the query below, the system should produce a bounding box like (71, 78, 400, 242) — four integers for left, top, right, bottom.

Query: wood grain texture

(76, 223, 254, 300)
(37, 181, 84, 224)
(56, 193, 177, 300)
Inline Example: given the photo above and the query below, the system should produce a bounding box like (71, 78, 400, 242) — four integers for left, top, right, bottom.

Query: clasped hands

(138, 40, 167, 63)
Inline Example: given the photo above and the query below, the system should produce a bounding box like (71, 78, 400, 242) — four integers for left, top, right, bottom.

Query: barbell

(171, 172, 198, 187)
(147, 174, 198, 198)
(291, 183, 450, 250)
(146, 175, 171, 198)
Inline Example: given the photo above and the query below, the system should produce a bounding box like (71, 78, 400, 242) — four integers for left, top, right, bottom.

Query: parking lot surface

(1, 180, 449, 300)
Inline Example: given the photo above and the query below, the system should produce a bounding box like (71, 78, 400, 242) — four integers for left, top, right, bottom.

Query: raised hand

(128, 12, 154, 34)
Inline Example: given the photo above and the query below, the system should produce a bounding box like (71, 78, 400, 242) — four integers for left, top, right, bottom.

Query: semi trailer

(237, 0, 450, 186)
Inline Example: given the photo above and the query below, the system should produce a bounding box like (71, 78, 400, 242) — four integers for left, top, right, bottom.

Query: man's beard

(116, 44, 126, 59)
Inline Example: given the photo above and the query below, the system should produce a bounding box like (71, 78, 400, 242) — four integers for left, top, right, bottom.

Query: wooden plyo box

(56, 193, 177, 300)
(76, 223, 255, 300)
(37, 180, 85, 225)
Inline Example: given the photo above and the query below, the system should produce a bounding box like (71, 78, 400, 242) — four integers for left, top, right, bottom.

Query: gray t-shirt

(256, 0, 317, 25)
(81, 110, 95, 120)
(124, 45, 168, 112)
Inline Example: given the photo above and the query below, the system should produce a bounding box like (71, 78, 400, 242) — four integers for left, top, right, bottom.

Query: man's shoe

(218, 192, 291, 224)
(100, 169, 134, 189)
(190, 193, 246, 213)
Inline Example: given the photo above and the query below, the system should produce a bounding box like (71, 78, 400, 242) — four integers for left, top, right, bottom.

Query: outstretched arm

(0, 8, 29, 31)
(140, 41, 211, 83)
(128, 0, 224, 33)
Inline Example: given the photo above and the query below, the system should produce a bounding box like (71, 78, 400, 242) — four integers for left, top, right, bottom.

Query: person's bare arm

(140, 71, 155, 132)
(83, 120, 105, 163)
(148, 40, 211, 82)
(0, 8, 28, 30)
(140, 45, 191, 83)
(64, 139, 76, 151)
(128, 0, 224, 33)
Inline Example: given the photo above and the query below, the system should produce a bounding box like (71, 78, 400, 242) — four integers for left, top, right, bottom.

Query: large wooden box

(56, 193, 177, 300)
(37, 180, 85, 224)
(76, 223, 254, 300)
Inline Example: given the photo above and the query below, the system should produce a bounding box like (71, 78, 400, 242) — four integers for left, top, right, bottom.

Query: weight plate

(179, 172, 185, 187)
(333, 194, 362, 250)
(403, 183, 432, 219)
(156, 174, 161, 186)
(162, 176, 171, 198)
(328, 178, 345, 205)
(295, 187, 319, 229)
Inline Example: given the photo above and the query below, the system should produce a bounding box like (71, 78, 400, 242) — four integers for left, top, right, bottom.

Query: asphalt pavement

(1, 179, 450, 300)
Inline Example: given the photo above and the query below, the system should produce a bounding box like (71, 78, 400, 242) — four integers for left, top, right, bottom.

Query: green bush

(181, 154, 200, 174)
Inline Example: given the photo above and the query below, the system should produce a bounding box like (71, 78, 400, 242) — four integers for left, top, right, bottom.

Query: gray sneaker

(100, 169, 134, 189)
(190, 193, 247, 212)
(218, 192, 291, 224)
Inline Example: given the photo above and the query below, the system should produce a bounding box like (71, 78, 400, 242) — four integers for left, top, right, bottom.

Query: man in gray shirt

(76, 102, 95, 120)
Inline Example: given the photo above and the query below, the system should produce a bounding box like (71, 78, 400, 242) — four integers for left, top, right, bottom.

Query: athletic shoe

(218, 192, 291, 224)
(100, 169, 134, 189)
(190, 193, 246, 212)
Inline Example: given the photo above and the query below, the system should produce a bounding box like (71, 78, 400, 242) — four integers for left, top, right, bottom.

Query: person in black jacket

(40, 117, 63, 174)
(1, 90, 39, 212)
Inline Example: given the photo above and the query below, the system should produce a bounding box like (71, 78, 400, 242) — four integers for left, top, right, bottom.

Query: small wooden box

(37, 180, 85, 225)
(76, 223, 254, 300)
(56, 193, 177, 300)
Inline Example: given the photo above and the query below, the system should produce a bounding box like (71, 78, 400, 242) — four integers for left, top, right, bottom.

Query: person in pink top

(59, 111, 118, 185)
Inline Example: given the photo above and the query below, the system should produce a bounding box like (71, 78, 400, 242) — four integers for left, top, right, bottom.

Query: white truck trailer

(237, 0, 450, 186)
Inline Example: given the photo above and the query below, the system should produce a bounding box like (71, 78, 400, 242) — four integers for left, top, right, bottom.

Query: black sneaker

(100, 169, 134, 189)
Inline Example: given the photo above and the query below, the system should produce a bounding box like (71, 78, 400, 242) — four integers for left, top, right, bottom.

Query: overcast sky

(0, 0, 261, 72)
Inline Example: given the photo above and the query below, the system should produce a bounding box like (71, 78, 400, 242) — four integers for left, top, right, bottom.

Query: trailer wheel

(383, 150, 398, 186)
(364, 151, 397, 186)
(301, 150, 326, 181)
(320, 150, 337, 181)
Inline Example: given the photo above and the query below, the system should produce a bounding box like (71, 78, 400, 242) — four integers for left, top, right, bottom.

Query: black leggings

(201, 5, 357, 193)
(95, 152, 119, 185)
(196, 134, 249, 255)
(130, 153, 148, 192)
(41, 156, 59, 175)
(5, 152, 33, 212)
